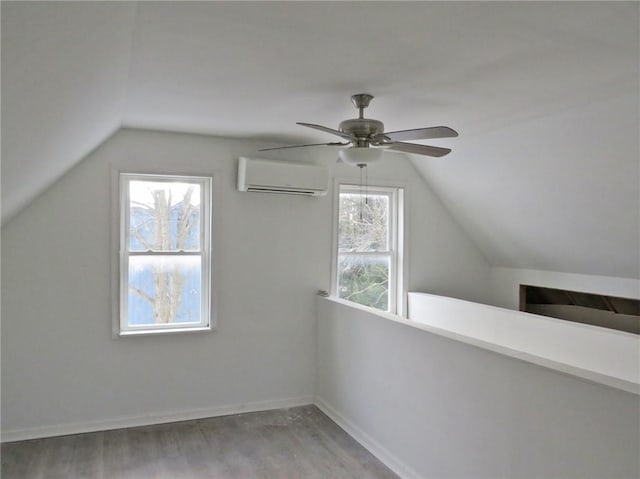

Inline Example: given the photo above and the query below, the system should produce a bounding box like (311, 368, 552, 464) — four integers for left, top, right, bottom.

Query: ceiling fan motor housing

(339, 118, 384, 146)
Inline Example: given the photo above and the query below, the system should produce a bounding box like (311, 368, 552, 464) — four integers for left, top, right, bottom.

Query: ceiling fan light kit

(338, 147, 383, 166)
(260, 94, 458, 166)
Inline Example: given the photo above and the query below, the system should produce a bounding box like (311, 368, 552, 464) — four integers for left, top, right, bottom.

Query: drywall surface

(1, 2, 137, 224)
(491, 266, 640, 309)
(1, 128, 491, 439)
(316, 297, 640, 479)
(526, 304, 639, 334)
(408, 292, 639, 394)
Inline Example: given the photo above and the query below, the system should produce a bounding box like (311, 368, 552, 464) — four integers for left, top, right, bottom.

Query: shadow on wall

(521, 285, 639, 334)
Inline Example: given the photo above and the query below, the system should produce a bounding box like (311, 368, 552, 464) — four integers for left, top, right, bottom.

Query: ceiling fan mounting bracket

(351, 93, 374, 118)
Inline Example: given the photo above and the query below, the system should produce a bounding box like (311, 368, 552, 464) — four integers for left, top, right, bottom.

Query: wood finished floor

(1, 405, 398, 479)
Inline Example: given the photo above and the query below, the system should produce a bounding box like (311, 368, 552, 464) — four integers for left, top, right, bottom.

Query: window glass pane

(338, 193, 389, 252)
(338, 254, 389, 311)
(129, 180, 201, 252)
(128, 256, 202, 326)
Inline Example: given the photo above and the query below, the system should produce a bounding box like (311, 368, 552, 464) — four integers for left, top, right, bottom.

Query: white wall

(407, 292, 639, 394)
(1, 128, 491, 439)
(316, 297, 640, 479)
(403, 174, 491, 306)
(491, 266, 640, 309)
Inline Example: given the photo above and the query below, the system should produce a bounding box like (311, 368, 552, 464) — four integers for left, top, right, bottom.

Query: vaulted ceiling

(2, 2, 638, 278)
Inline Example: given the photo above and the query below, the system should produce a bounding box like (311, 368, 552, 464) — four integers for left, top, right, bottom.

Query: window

(333, 184, 404, 314)
(118, 173, 212, 335)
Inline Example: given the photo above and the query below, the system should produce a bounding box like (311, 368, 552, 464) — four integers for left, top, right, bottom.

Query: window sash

(127, 251, 203, 256)
(338, 251, 392, 256)
(336, 252, 396, 312)
(334, 183, 402, 314)
(119, 173, 212, 335)
(338, 187, 393, 253)
(125, 175, 206, 253)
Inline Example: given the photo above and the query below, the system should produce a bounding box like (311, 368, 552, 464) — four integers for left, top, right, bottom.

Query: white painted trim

(315, 396, 422, 479)
(331, 179, 406, 315)
(329, 177, 340, 298)
(114, 172, 214, 336)
(397, 186, 407, 318)
(1, 396, 314, 443)
(3, 393, 421, 478)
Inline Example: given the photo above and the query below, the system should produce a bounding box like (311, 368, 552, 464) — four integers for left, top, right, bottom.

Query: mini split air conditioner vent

(237, 157, 328, 196)
(246, 187, 321, 195)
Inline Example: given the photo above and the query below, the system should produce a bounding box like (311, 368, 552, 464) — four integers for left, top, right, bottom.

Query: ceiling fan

(260, 94, 458, 167)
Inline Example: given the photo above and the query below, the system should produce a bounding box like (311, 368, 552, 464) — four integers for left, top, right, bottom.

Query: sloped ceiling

(2, 2, 638, 278)
(1, 2, 137, 221)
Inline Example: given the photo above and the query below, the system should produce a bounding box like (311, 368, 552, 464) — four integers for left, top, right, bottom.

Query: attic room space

(1, 2, 638, 478)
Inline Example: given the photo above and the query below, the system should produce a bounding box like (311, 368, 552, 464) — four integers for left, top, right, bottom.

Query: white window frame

(331, 182, 406, 316)
(117, 173, 213, 336)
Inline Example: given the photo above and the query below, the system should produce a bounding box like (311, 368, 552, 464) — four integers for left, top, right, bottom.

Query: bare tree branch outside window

(128, 182, 201, 325)
(338, 192, 391, 311)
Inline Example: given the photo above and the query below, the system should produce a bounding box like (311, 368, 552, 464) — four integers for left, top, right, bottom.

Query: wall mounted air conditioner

(237, 157, 329, 196)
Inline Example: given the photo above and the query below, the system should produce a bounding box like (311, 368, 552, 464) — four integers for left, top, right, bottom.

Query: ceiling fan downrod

(339, 94, 384, 147)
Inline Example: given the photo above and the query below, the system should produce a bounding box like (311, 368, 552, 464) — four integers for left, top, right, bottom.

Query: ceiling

(2, 2, 639, 278)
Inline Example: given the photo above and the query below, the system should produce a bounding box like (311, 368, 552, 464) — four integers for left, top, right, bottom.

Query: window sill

(116, 325, 213, 338)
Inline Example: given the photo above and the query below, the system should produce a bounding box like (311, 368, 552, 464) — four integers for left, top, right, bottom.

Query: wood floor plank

(1, 405, 399, 479)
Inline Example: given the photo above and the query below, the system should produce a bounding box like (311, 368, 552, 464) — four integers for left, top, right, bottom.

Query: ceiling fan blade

(296, 122, 356, 141)
(382, 126, 458, 142)
(387, 142, 451, 157)
(259, 142, 348, 152)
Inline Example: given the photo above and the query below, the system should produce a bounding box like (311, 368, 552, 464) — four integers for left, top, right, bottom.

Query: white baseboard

(314, 396, 422, 479)
(1, 396, 314, 443)
(4, 394, 422, 479)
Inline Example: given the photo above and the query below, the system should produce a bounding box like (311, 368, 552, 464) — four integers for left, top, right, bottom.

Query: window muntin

(119, 174, 212, 335)
(334, 184, 403, 314)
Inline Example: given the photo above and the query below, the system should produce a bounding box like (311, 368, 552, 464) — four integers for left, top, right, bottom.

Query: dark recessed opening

(520, 285, 639, 334)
